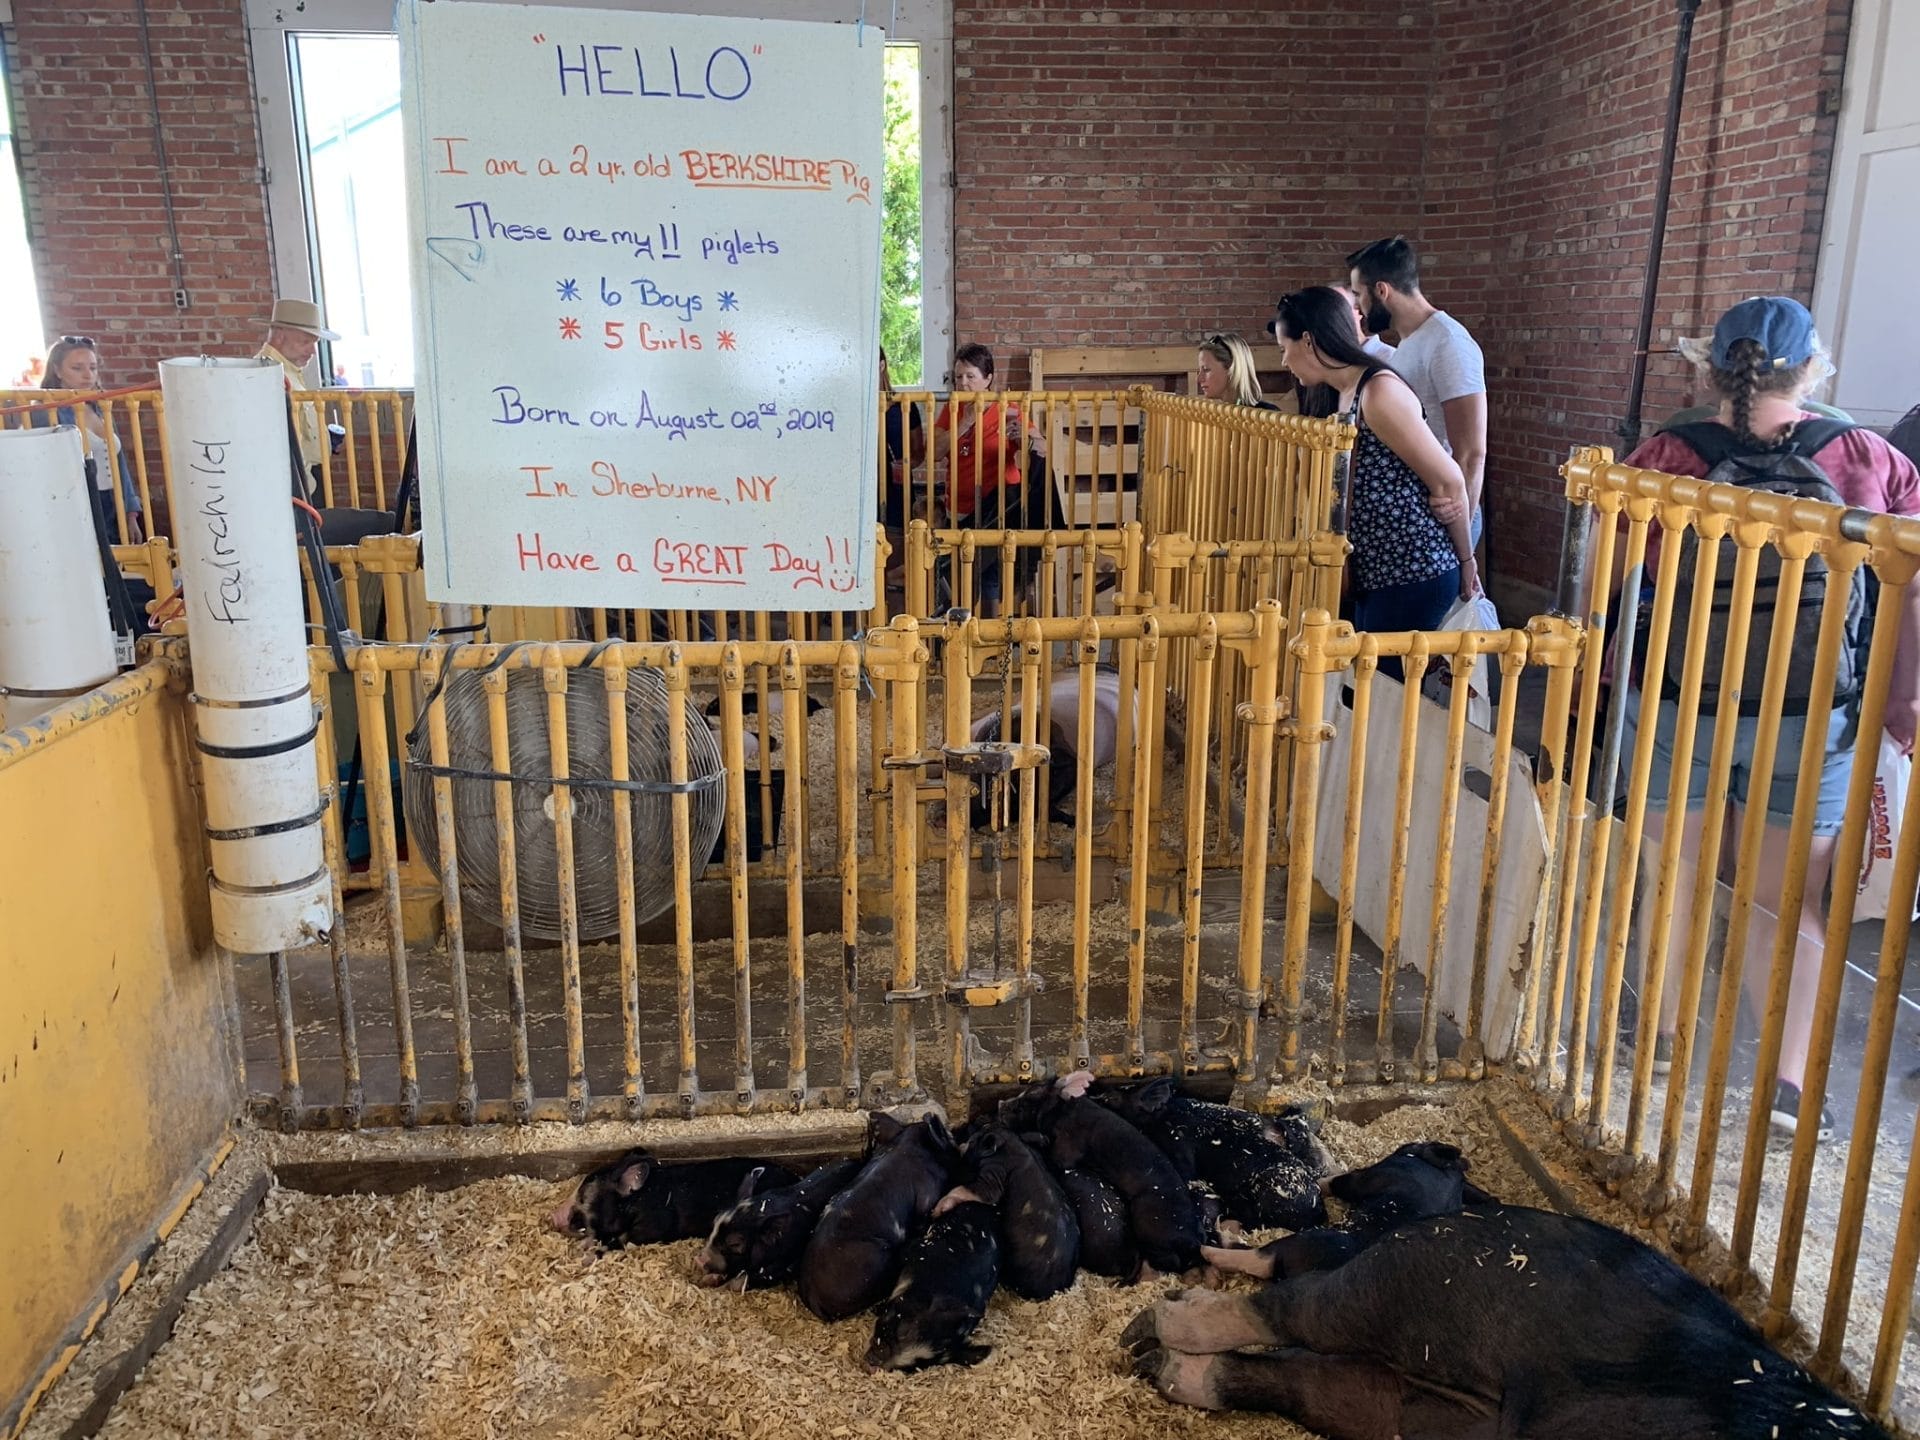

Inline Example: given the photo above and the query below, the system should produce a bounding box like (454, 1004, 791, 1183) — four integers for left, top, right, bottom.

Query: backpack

(1657, 419, 1866, 716)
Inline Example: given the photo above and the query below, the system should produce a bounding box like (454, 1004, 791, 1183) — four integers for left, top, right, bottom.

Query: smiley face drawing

(824, 535, 859, 594)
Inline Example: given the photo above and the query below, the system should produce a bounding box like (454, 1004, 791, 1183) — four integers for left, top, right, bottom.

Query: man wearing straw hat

(258, 297, 340, 494)
(259, 297, 396, 562)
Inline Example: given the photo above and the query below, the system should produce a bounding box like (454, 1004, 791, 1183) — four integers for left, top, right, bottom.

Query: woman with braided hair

(1618, 297, 1920, 1142)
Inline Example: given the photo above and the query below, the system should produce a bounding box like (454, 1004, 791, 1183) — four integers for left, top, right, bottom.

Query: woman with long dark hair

(1273, 287, 1477, 678)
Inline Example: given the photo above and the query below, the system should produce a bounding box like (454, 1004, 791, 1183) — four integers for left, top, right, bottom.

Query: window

(1811, 0, 1920, 428)
(289, 33, 411, 386)
(251, 0, 952, 388)
(1, 52, 46, 386)
(881, 43, 923, 386)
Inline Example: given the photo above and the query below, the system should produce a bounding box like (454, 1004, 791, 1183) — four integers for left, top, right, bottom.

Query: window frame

(1809, 0, 1920, 430)
(245, 0, 954, 386)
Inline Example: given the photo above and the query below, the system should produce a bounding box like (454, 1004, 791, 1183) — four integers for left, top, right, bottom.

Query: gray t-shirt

(1390, 310, 1484, 454)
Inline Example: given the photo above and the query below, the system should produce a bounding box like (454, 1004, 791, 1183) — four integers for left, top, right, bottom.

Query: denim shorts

(1621, 692, 1859, 835)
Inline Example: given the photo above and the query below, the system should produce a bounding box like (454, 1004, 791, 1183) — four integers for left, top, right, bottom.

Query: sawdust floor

(86, 1090, 1551, 1440)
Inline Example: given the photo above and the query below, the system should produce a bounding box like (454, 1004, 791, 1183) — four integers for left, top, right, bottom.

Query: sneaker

(1651, 1033, 1674, 1076)
(1618, 1031, 1675, 1076)
(1770, 1081, 1835, 1142)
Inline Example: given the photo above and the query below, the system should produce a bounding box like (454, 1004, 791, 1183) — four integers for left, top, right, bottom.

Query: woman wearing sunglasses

(1195, 332, 1279, 410)
(32, 335, 144, 543)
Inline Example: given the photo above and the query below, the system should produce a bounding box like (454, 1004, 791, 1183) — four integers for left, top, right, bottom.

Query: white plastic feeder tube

(161, 357, 333, 954)
(0, 425, 117, 729)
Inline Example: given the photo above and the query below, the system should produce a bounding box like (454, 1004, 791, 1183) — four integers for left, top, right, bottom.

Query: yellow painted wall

(0, 664, 237, 1428)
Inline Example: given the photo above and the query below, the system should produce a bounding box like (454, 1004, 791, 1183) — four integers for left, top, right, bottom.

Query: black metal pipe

(1619, 0, 1705, 454)
(134, 0, 191, 309)
(1552, 460, 1596, 620)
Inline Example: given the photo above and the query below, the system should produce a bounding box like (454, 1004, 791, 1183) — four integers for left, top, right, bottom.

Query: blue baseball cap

(1711, 296, 1817, 371)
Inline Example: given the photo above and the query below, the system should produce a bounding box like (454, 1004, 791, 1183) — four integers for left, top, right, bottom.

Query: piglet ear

(736, 1165, 767, 1203)
(1134, 1077, 1176, 1112)
(870, 1112, 907, 1149)
(923, 1113, 956, 1154)
(615, 1155, 654, 1194)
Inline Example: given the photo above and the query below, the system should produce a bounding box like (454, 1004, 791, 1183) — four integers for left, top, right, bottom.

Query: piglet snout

(1056, 1070, 1096, 1100)
(933, 1185, 984, 1217)
(549, 1199, 578, 1233)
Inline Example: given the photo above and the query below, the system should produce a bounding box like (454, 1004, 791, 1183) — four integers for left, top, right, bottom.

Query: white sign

(399, 1, 883, 609)
(1311, 676, 1548, 1062)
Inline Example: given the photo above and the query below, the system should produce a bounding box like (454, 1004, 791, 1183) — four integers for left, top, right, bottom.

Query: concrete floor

(241, 863, 1458, 1117)
(1491, 661, 1920, 1146)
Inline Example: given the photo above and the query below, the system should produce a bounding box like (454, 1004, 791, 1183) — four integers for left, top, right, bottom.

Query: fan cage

(403, 666, 727, 940)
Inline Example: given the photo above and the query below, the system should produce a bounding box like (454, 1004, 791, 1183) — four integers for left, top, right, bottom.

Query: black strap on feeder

(288, 404, 351, 672)
(399, 637, 723, 795)
(204, 794, 332, 843)
(391, 415, 421, 536)
(194, 706, 324, 760)
(82, 456, 144, 655)
(407, 761, 726, 795)
(0, 680, 99, 700)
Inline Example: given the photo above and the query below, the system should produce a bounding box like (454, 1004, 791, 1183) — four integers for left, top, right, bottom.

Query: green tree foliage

(880, 46, 923, 385)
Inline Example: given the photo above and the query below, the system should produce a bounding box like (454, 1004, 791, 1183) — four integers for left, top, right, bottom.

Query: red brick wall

(951, 0, 1435, 388)
(8, 0, 274, 391)
(1412, 1, 1516, 366)
(1473, 0, 1851, 592)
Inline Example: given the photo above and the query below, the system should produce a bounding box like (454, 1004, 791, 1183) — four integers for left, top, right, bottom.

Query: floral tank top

(1346, 369, 1459, 592)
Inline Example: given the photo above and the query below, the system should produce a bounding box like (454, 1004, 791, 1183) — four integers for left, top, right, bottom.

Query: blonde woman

(1195, 332, 1275, 410)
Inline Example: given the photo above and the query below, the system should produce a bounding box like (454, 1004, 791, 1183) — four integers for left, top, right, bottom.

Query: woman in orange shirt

(933, 342, 1024, 525)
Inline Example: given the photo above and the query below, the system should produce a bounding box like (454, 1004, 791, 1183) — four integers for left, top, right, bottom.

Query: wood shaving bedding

(75, 1082, 1795, 1440)
(17, 1136, 273, 1440)
(93, 1176, 1314, 1440)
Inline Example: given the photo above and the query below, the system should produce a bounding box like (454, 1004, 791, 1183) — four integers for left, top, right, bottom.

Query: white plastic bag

(1855, 736, 1916, 923)
(1422, 593, 1501, 732)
